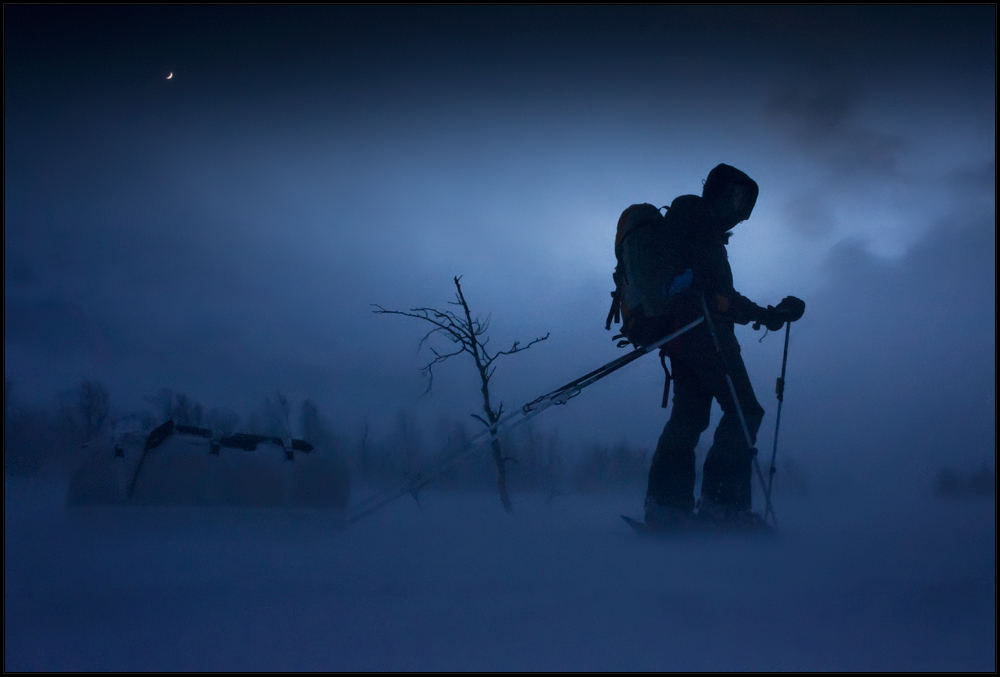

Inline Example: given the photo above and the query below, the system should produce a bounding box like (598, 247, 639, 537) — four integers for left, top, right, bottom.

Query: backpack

(605, 196, 702, 348)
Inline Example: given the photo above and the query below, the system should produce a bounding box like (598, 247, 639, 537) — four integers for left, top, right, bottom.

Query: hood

(702, 164, 759, 230)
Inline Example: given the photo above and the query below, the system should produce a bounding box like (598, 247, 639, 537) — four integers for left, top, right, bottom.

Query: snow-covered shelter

(67, 420, 349, 508)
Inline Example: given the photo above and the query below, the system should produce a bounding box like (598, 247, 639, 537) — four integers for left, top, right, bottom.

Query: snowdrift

(67, 421, 349, 508)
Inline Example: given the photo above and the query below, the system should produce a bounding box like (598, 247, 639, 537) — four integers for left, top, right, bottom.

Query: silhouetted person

(644, 164, 805, 528)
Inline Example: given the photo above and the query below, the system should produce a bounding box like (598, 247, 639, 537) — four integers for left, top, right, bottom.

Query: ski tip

(621, 514, 650, 534)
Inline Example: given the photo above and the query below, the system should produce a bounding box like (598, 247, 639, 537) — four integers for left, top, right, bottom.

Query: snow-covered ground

(5, 476, 995, 670)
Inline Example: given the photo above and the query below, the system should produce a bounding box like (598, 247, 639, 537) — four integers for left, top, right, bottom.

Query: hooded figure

(644, 164, 804, 528)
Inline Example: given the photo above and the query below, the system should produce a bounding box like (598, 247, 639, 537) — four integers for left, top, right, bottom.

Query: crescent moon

(166, 72, 173, 80)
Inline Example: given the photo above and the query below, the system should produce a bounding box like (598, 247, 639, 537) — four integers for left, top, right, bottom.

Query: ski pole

(521, 316, 705, 415)
(765, 322, 791, 509)
(698, 295, 777, 528)
(341, 316, 705, 528)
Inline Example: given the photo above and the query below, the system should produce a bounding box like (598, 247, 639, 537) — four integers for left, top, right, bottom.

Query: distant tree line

(5, 376, 653, 497)
(15, 376, 996, 505)
(5, 377, 121, 475)
(350, 410, 651, 498)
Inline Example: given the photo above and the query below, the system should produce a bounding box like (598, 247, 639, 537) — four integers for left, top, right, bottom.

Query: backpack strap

(659, 347, 672, 408)
(605, 268, 623, 331)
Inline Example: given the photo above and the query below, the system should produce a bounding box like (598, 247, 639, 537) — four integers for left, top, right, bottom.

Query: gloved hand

(775, 296, 805, 322)
(755, 305, 785, 332)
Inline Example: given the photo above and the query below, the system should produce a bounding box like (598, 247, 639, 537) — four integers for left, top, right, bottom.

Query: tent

(67, 420, 349, 508)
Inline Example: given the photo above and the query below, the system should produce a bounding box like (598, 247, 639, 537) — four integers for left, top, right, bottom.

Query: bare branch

(373, 303, 479, 394)
(376, 275, 549, 514)
(417, 324, 467, 355)
(483, 332, 551, 368)
(495, 333, 550, 357)
(373, 305, 469, 344)
(420, 344, 465, 395)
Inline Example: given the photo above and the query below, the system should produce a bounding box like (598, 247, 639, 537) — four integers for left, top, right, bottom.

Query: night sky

(5, 6, 995, 487)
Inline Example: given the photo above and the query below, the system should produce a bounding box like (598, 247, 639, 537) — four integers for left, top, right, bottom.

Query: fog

(4, 6, 995, 670)
(5, 477, 994, 670)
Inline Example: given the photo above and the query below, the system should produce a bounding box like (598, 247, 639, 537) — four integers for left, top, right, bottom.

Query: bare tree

(390, 409, 422, 479)
(299, 399, 324, 444)
(205, 406, 241, 436)
(265, 391, 292, 438)
(374, 275, 549, 511)
(145, 388, 175, 423)
(143, 388, 207, 427)
(76, 380, 110, 444)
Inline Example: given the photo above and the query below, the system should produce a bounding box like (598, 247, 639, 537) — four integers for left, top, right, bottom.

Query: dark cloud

(766, 84, 908, 179)
(785, 198, 994, 490)
(4, 297, 106, 356)
(781, 192, 837, 240)
(945, 160, 996, 212)
(766, 86, 855, 144)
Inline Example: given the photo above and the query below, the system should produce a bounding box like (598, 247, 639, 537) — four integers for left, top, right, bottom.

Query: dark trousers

(645, 323, 764, 513)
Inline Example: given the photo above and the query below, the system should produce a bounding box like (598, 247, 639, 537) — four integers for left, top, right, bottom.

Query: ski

(620, 514, 702, 537)
(621, 514, 654, 535)
(621, 513, 775, 537)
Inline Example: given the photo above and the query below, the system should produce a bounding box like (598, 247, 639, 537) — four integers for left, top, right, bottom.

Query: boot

(697, 498, 770, 532)
(644, 496, 694, 530)
(732, 509, 771, 532)
(695, 496, 730, 524)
